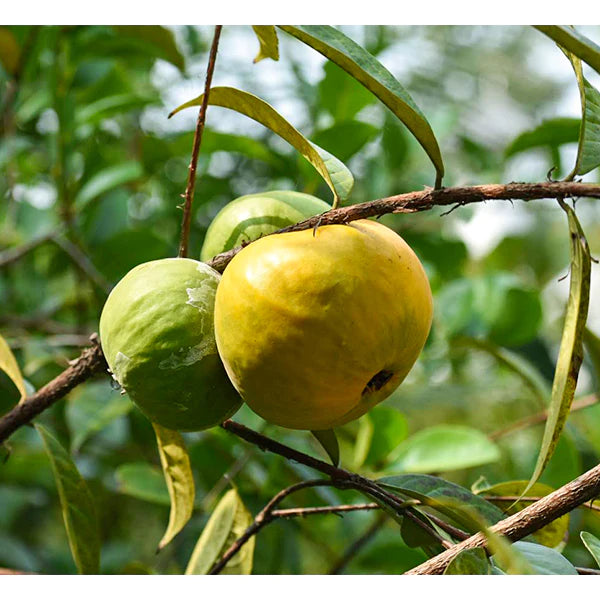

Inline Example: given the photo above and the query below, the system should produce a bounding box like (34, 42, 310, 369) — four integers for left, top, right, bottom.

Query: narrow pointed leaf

(534, 26, 600, 76)
(311, 429, 340, 466)
(185, 488, 254, 575)
(169, 86, 353, 205)
(560, 48, 600, 177)
(0, 333, 26, 403)
(75, 161, 143, 210)
(444, 548, 491, 575)
(525, 204, 591, 493)
(505, 117, 580, 158)
(252, 26, 279, 63)
(153, 423, 195, 551)
(581, 531, 600, 567)
(113, 26, 185, 71)
(35, 424, 100, 574)
(278, 25, 444, 187)
(115, 462, 170, 505)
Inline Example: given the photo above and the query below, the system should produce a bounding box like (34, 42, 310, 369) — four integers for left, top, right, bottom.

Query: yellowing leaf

(525, 203, 591, 493)
(279, 25, 444, 187)
(36, 424, 100, 574)
(0, 332, 26, 403)
(0, 27, 20, 75)
(169, 86, 354, 207)
(153, 423, 195, 550)
(185, 488, 254, 575)
(252, 26, 279, 63)
(476, 480, 569, 548)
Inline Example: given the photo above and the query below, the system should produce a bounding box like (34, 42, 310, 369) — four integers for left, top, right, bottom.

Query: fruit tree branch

(207, 181, 600, 273)
(0, 336, 108, 445)
(178, 25, 223, 259)
(404, 460, 600, 574)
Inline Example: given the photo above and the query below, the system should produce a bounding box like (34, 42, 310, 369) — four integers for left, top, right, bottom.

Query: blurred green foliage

(1, 25, 600, 575)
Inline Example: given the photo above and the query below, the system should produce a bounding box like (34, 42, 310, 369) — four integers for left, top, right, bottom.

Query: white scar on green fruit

(158, 338, 217, 370)
(112, 351, 131, 384)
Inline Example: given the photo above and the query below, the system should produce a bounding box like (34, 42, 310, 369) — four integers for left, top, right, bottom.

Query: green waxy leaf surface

(525, 204, 591, 493)
(279, 25, 444, 187)
(379, 473, 506, 532)
(153, 423, 195, 550)
(386, 425, 501, 474)
(251, 26, 279, 63)
(581, 531, 600, 568)
(506, 541, 578, 575)
(115, 462, 170, 506)
(36, 424, 100, 574)
(311, 429, 340, 466)
(169, 86, 353, 206)
(0, 332, 26, 403)
(444, 548, 491, 575)
(185, 488, 254, 575)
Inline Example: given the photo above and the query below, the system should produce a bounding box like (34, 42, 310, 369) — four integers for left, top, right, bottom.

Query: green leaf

(0, 27, 20, 75)
(185, 488, 254, 575)
(584, 328, 600, 392)
(508, 541, 578, 575)
(169, 86, 353, 206)
(115, 462, 170, 506)
(279, 25, 444, 187)
(525, 203, 591, 493)
(534, 26, 600, 76)
(113, 26, 185, 71)
(386, 425, 501, 474)
(311, 429, 340, 466)
(454, 336, 550, 408)
(251, 26, 279, 63)
(75, 162, 143, 210)
(581, 531, 600, 567)
(488, 536, 535, 575)
(476, 480, 568, 548)
(444, 548, 491, 575)
(0, 332, 26, 403)
(505, 118, 580, 158)
(65, 382, 132, 453)
(35, 424, 100, 574)
(153, 423, 195, 551)
(561, 49, 600, 177)
(379, 474, 506, 532)
(75, 93, 155, 128)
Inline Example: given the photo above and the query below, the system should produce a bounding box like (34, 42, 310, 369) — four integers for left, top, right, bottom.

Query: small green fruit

(200, 190, 330, 261)
(99, 258, 241, 431)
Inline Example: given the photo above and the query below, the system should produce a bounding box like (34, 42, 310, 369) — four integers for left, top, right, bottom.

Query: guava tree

(1, 24, 600, 576)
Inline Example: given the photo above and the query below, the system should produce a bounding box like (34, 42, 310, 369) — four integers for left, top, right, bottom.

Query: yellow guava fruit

(213, 219, 433, 431)
(200, 190, 330, 261)
(99, 258, 242, 431)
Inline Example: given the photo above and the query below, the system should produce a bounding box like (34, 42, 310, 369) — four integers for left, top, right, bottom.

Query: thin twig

(272, 502, 379, 518)
(208, 479, 335, 574)
(490, 394, 598, 440)
(178, 25, 222, 258)
(206, 181, 600, 272)
(329, 513, 388, 574)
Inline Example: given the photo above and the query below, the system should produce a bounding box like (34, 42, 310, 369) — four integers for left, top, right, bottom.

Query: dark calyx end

(362, 369, 394, 396)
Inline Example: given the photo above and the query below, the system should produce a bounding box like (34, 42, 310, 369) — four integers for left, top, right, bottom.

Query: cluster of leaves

(1, 24, 600, 575)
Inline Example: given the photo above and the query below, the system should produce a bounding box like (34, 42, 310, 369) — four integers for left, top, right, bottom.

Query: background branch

(178, 25, 222, 258)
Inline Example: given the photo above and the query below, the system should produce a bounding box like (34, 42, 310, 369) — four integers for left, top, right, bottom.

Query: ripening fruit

(99, 258, 241, 431)
(200, 190, 330, 261)
(213, 219, 433, 431)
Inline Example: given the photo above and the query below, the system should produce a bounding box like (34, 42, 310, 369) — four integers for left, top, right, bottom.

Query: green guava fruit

(200, 190, 330, 261)
(99, 258, 242, 431)
(214, 219, 433, 431)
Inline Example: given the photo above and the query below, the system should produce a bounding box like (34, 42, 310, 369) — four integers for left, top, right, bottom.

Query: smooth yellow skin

(214, 219, 433, 431)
